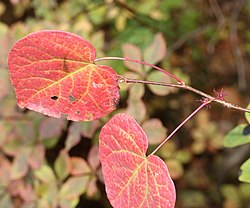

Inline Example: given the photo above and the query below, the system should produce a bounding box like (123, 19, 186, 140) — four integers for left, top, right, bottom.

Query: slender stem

(95, 56, 250, 113)
(94, 56, 184, 85)
(150, 100, 212, 156)
(118, 75, 250, 113)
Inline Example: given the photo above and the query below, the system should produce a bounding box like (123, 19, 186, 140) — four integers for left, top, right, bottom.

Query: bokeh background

(0, 0, 250, 207)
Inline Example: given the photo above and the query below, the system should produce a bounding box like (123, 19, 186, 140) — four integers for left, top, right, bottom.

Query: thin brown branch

(95, 56, 249, 113)
(95, 56, 184, 84)
(118, 75, 250, 113)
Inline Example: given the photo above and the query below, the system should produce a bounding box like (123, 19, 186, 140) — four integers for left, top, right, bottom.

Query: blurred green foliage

(0, 0, 250, 207)
(224, 104, 250, 184)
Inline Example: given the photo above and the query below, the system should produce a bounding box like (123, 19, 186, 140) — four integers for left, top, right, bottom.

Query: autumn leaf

(99, 113, 176, 208)
(122, 43, 143, 74)
(39, 117, 65, 140)
(126, 98, 146, 123)
(34, 164, 56, 184)
(54, 150, 71, 181)
(8, 30, 120, 121)
(69, 157, 91, 176)
(59, 176, 89, 200)
(147, 70, 174, 96)
(142, 118, 167, 145)
(144, 33, 167, 70)
(10, 154, 29, 180)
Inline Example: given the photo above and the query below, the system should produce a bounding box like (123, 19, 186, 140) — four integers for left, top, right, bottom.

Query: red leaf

(8, 30, 120, 121)
(99, 113, 176, 208)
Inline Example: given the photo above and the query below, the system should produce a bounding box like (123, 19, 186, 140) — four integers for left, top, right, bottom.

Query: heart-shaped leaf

(8, 30, 120, 121)
(99, 113, 176, 208)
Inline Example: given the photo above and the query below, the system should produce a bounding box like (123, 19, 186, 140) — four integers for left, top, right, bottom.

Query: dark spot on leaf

(51, 96, 58, 100)
(243, 125, 250, 136)
(69, 94, 76, 102)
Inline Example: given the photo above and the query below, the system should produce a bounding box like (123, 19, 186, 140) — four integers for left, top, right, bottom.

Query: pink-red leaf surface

(8, 30, 119, 121)
(99, 113, 176, 208)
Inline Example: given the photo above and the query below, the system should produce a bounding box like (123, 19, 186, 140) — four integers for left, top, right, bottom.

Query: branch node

(118, 75, 127, 83)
